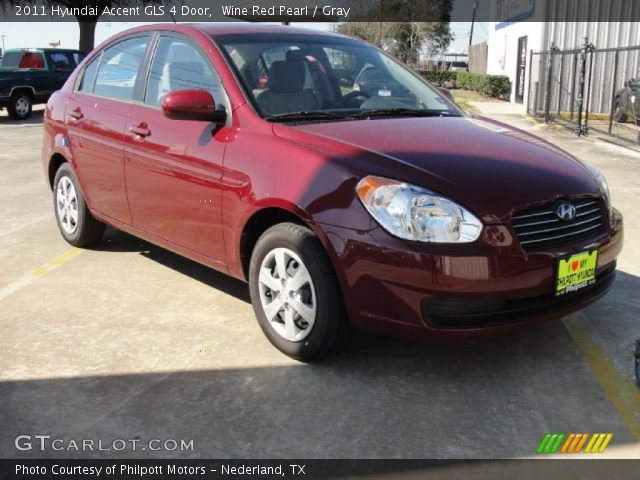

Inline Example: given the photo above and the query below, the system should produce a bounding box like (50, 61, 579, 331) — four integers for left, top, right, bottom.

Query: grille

(512, 198, 606, 251)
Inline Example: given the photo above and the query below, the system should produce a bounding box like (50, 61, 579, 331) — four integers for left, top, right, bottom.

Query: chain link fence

(528, 40, 640, 147)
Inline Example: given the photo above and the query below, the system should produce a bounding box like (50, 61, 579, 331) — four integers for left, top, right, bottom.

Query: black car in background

(352, 64, 410, 98)
(0, 48, 84, 120)
(613, 77, 640, 123)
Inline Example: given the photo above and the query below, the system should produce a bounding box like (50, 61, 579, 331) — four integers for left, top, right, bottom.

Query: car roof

(116, 22, 351, 40)
(195, 23, 346, 38)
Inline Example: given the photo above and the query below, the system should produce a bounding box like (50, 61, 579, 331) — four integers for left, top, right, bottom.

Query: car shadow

(92, 228, 640, 387)
(95, 227, 250, 303)
(93, 228, 640, 372)
(0, 108, 44, 125)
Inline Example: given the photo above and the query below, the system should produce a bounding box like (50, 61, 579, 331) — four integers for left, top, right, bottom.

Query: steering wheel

(337, 90, 371, 108)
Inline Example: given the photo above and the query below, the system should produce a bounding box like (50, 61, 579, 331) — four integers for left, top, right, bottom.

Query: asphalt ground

(0, 105, 639, 460)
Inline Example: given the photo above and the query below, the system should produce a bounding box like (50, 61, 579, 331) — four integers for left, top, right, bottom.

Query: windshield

(215, 33, 459, 121)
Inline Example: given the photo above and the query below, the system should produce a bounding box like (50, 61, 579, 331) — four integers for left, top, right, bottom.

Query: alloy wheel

(258, 247, 317, 342)
(56, 176, 79, 234)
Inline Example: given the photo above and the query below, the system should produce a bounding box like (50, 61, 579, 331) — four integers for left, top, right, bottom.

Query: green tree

(336, 21, 453, 65)
(335, 0, 453, 65)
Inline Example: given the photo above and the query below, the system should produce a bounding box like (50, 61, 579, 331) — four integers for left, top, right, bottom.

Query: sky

(0, 21, 487, 54)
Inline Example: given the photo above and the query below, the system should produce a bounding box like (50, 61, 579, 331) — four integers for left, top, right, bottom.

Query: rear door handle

(129, 123, 151, 138)
(68, 107, 83, 120)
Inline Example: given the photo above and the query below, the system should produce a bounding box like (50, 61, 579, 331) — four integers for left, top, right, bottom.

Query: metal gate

(528, 39, 640, 147)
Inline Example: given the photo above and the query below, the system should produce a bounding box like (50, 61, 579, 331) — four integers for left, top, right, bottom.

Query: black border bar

(0, 0, 639, 23)
(3, 459, 640, 480)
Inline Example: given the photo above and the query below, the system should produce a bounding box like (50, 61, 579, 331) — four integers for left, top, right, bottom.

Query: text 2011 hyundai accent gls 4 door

(42, 24, 623, 360)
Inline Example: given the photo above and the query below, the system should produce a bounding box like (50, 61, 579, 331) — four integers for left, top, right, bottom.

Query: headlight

(356, 176, 483, 243)
(587, 165, 614, 226)
(587, 165, 611, 205)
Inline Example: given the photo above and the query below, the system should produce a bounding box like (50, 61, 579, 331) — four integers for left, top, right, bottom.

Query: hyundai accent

(42, 24, 623, 360)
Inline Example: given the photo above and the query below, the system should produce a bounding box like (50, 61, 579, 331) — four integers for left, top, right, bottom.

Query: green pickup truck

(0, 48, 85, 120)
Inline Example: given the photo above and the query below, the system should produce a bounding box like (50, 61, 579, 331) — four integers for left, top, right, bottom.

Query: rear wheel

(53, 163, 105, 247)
(248, 223, 350, 361)
(7, 92, 32, 120)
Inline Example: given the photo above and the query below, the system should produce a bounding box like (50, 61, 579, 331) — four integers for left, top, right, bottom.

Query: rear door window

(78, 56, 100, 93)
(93, 36, 149, 101)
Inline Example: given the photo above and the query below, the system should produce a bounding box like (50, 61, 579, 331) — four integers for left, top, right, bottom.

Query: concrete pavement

(0, 106, 639, 459)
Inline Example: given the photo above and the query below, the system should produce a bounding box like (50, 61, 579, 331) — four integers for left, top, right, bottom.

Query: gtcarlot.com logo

(537, 432, 613, 454)
(14, 434, 194, 452)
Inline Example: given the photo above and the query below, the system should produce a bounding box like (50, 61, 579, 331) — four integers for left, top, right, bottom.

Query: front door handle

(68, 107, 83, 120)
(129, 123, 151, 138)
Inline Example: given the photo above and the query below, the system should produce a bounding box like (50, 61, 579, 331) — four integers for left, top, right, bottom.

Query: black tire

(53, 163, 105, 247)
(7, 92, 32, 120)
(248, 223, 350, 361)
(613, 98, 628, 123)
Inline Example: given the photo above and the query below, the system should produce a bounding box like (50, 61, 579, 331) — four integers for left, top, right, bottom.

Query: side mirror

(438, 87, 454, 102)
(162, 89, 226, 123)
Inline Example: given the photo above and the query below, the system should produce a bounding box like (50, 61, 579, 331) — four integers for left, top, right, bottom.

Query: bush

(417, 70, 458, 86)
(416, 70, 511, 99)
(456, 72, 511, 99)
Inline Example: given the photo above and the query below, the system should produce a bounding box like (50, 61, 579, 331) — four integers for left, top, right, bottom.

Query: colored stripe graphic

(539, 433, 613, 454)
(567, 433, 588, 453)
(584, 433, 613, 453)
(549, 433, 565, 453)
(537, 433, 565, 454)
(537, 433, 552, 454)
(573, 433, 589, 453)
(560, 433, 575, 453)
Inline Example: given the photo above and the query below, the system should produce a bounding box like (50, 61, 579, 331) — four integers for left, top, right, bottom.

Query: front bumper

(321, 208, 623, 339)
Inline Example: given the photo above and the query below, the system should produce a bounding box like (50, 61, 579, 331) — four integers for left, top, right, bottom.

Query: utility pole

(469, 0, 479, 51)
(1, 35, 6, 54)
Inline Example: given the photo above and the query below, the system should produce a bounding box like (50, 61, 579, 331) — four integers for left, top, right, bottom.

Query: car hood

(273, 116, 600, 223)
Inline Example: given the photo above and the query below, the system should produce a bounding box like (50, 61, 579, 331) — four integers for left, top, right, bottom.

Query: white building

(486, 0, 640, 107)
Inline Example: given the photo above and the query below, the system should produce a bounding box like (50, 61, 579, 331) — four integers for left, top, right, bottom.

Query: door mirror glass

(162, 89, 226, 123)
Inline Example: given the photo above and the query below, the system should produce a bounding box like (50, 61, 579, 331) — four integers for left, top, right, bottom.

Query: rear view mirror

(162, 89, 226, 123)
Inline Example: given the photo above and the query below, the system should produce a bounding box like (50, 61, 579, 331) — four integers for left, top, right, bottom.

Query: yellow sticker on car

(556, 251, 598, 296)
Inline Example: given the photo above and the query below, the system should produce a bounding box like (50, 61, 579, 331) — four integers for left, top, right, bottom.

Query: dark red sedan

(42, 24, 623, 360)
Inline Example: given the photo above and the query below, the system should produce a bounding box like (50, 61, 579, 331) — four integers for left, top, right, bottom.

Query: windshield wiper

(264, 108, 456, 123)
(347, 108, 455, 119)
(264, 111, 349, 122)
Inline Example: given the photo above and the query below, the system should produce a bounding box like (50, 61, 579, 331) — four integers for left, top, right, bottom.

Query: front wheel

(7, 93, 32, 120)
(248, 223, 350, 361)
(53, 163, 105, 247)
